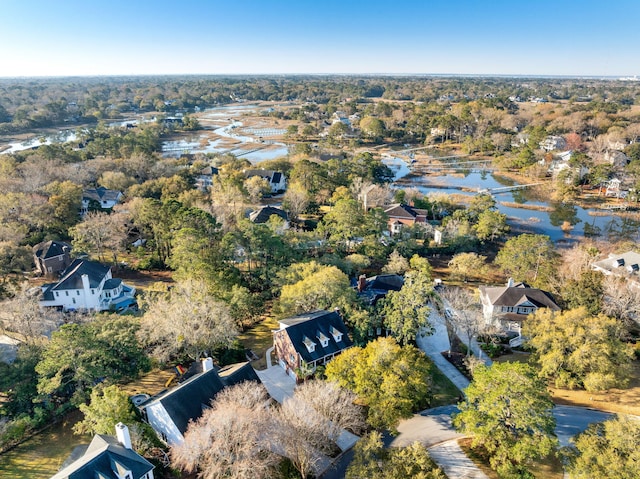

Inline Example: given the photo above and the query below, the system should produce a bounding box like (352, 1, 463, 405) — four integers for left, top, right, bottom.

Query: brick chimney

(357, 274, 367, 292)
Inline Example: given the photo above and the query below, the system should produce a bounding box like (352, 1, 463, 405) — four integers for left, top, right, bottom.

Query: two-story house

(50, 423, 154, 479)
(39, 259, 136, 312)
(383, 203, 429, 235)
(273, 310, 352, 380)
(592, 251, 640, 289)
(243, 169, 287, 193)
(33, 240, 72, 277)
(81, 187, 123, 215)
(479, 280, 560, 333)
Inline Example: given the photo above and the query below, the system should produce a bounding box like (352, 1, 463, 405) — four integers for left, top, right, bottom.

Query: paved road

(553, 405, 613, 447)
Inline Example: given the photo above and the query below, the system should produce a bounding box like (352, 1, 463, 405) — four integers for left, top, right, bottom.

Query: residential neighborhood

(2, 67, 640, 479)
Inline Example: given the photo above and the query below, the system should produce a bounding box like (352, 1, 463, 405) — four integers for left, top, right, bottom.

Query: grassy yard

(0, 411, 90, 479)
(237, 315, 280, 371)
(494, 353, 640, 416)
(430, 362, 463, 407)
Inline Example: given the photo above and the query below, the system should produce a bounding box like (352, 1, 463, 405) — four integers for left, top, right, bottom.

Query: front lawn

(237, 315, 280, 371)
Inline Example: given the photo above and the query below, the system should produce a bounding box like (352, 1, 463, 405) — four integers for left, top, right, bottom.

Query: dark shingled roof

(366, 274, 404, 292)
(383, 203, 429, 220)
(50, 434, 153, 479)
(140, 362, 260, 436)
(249, 206, 288, 224)
(83, 187, 122, 203)
(33, 240, 71, 260)
(103, 278, 122, 290)
(49, 259, 110, 291)
(480, 283, 560, 310)
(280, 310, 353, 364)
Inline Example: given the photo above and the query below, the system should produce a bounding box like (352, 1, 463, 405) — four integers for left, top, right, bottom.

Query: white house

(139, 359, 260, 445)
(39, 259, 136, 312)
(479, 280, 560, 333)
(539, 135, 567, 152)
(592, 251, 640, 289)
(243, 169, 287, 193)
(81, 187, 123, 215)
(50, 423, 154, 479)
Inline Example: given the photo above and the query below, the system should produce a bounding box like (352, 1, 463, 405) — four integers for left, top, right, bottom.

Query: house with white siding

(39, 259, 136, 312)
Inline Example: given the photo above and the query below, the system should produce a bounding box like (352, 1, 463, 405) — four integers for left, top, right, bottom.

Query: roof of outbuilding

(279, 310, 353, 364)
(50, 434, 153, 479)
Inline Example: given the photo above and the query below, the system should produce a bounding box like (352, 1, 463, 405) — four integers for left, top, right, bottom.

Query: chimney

(201, 357, 214, 372)
(506, 277, 514, 288)
(81, 273, 91, 294)
(115, 422, 132, 449)
(357, 274, 367, 292)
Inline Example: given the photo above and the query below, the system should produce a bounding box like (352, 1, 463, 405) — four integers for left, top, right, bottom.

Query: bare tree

(282, 181, 310, 220)
(138, 279, 238, 362)
(172, 382, 278, 479)
(439, 287, 485, 357)
(69, 211, 128, 264)
(602, 276, 640, 330)
(0, 286, 63, 344)
(276, 380, 365, 479)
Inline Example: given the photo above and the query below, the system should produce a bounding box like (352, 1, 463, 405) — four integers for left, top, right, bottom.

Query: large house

(249, 205, 289, 225)
(383, 203, 429, 234)
(479, 280, 560, 332)
(273, 310, 353, 380)
(195, 165, 219, 191)
(33, 240, 72, 277)
(81, 187, 123, 215)
(138, 359, 260, 445)
(39, 259, 136, 312)
(355, 273, 404, 305)
(243, 169, 286, 193)
(592, 251, 640, 289)
(50, 423, 154, 479)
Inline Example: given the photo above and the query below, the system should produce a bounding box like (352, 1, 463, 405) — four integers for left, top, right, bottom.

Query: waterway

(384, 156, 639, 243)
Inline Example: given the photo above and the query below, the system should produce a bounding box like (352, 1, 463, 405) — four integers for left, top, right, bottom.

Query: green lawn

(237, 316, 280, 370)
(430, 362, 463, 407)
(0, 411, 90, 479)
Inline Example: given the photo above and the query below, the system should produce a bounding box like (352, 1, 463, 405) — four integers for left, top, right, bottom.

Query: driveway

(255, 365, 296, 403)
(390, 405, 462, 448)
(429, 440, 490, 479)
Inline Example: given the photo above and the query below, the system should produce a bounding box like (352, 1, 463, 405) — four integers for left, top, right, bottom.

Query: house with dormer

(50, 423, 154, 479)
(39, 259, 136, 312)
(592, 251, 640, 289)
(273, 310, 353, 380)
(479, 280, 560, 333)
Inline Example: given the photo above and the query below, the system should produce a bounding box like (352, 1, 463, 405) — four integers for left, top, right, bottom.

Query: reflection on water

(386, 157, 640, 243)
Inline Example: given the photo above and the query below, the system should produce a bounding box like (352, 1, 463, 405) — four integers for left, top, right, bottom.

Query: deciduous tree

(139, 279, 238, 362)
(325, 337, 432, 430)
(447, 252, 487, 282)
(74, 384, 137, 435)
(565, 415, 640, 479)
(453, 362, 557, 478)
(524, 307, 634, 391)
(495, 233, 558, 288)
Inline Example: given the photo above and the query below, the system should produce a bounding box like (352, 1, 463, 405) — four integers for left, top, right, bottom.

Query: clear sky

(1, 0, 638, 77)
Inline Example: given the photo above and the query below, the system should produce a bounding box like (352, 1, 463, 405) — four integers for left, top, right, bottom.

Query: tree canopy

(453, 362, 557, 478)
(524, 307, 633, 391)
(325, 337, 432, 430)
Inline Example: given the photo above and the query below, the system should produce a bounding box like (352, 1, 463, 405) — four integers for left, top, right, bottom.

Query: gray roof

(50, 434, 153, 479)
(279, 310, 353, 364)
(33, 240, 71, 260)
(83, 187, 122, 203)
(139, 362, 260, 436)
(243, 169, 283, 184)
(384, 203, 429, 220)
(593, 251, 640, 276)
(249, 206, 288, 224)
(47, 259, 110, 291)
(480, 283, 560, 310)
(103, 278, 122, 290)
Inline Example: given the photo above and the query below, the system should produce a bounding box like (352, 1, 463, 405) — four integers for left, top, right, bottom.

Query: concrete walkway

(429, 440, 490, 479)
(417, 313, 471, 392)
(256, 365, 296, 403)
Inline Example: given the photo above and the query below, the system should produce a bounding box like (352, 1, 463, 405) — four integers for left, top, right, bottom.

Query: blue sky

(1, 0, 638, 77)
